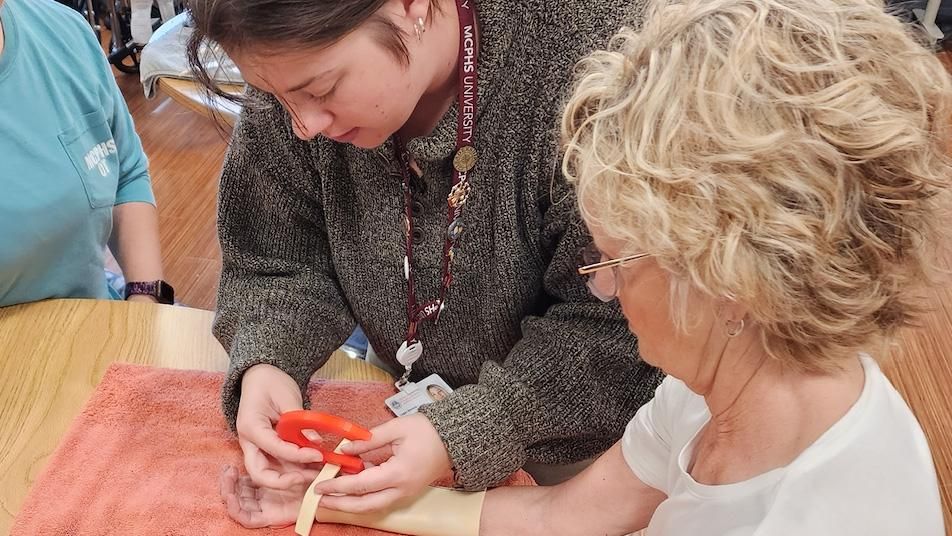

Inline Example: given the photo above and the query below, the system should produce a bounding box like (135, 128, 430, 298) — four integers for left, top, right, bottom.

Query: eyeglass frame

(577, 247, 652, 301)
(577, 252, 651, 276)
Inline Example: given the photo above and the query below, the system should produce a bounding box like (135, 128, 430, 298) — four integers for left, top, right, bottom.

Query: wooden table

(0, 299, 392, 534)
(157, 78, 243, 127)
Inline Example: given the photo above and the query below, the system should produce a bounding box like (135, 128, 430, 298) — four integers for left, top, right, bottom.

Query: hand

(219, 464, 317, 528)
(311, 413, 453, 513)
(236, 364, 325, 489)
(126, 294, 158, 303)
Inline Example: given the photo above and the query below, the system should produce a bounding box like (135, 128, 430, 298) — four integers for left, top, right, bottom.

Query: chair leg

(914, 0, 945, 40)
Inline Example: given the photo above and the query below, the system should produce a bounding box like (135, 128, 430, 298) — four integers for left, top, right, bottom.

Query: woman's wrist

(123, 280, 175, 304)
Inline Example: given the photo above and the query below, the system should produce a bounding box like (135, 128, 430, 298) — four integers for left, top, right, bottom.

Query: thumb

(340, 420, 401, 455)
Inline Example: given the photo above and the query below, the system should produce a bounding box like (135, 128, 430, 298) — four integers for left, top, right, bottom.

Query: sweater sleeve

(214, 90, 356, 430)
(419, 170, 664, 490)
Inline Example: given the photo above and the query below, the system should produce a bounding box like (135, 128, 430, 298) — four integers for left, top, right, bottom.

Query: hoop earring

(414, 17, 426, 42)
(725, 318, 745, 338)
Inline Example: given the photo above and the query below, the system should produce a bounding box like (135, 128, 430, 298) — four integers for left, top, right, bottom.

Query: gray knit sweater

(213, 0, 662, 490)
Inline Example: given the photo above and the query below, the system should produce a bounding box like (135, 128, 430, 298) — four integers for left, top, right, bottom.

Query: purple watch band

(123, 280, 175, 305)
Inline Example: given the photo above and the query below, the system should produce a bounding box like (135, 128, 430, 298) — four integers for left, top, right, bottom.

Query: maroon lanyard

(393, 0, 478, 375)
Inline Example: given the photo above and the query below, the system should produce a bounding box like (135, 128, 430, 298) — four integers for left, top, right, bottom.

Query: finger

(356, 444, 394, 466)
(239, 495, 262, 512)
(224, 490, 272, 529)
(222, 472, 268, 529)
(233, 475, 262, 512)
(247, 422, 325, 465)
(240, 441, 281, 488)
(255, 465, 316, 489)
(340, 420, 402, 455)
(311, 464, 398, 496)
(219, 465, 239, 504)
(239, 438, 267, 475)
(301, 429, 323, 444)
(240, 440, 314, 489)
(238, 476, 259, 500)
(292, 467, 322, 482)
(318, 487, 407, 514)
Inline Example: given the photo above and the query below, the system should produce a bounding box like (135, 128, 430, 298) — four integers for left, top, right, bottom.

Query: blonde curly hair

(562, 0, 952, 371)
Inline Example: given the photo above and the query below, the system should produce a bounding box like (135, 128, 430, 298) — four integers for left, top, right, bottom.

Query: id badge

(385, 373, 454, 417)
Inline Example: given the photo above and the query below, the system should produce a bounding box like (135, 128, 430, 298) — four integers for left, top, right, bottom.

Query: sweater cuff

(418, 383, 526, 491)
(219, 332, 319, 432)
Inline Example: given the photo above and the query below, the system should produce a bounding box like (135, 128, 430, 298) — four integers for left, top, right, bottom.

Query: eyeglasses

(577, 243, 651, 302)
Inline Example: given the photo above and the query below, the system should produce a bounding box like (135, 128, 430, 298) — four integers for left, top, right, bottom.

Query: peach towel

(11, 363, 534, 535)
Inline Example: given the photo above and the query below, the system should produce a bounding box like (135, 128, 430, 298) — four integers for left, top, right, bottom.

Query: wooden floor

(886, 252, 952, 530)
(885, 53, 952, 531)
(113, 56, 952, 528)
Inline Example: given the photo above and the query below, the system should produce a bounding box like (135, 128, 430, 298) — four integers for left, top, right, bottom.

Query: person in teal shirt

(0, 0, 168, 307)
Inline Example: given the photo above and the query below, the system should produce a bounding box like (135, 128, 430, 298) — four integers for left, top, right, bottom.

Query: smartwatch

(123, 280, 175, 305)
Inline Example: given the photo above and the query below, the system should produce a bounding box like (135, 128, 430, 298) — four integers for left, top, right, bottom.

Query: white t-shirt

(623, 355, 944, 536)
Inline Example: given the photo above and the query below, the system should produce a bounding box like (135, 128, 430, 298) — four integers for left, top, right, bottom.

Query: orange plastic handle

(275, 411, 372, 474)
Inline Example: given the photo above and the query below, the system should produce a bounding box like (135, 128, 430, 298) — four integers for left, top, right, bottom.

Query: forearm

(110, 201, 164, 282)
(479, 484, 553, 535)
(480, 444, 663, 536)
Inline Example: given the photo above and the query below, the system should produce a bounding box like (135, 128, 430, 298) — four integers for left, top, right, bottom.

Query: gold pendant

(453, 146, 477, 173)
(448, 181, 472, 208)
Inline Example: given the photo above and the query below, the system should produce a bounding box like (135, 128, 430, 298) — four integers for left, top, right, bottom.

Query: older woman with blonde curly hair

(478, 0, 950, 534)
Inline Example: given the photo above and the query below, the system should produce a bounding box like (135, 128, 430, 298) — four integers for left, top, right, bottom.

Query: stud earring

(414, 17, 426, 42)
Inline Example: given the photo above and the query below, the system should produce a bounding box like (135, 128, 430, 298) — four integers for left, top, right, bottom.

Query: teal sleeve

(108, 71, 154, 206)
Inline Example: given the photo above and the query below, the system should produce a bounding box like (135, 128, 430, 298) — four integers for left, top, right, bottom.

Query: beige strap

(296, 437, 485, 536)
(317, 486, 485, 536)
(295, 439, 351, 536)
